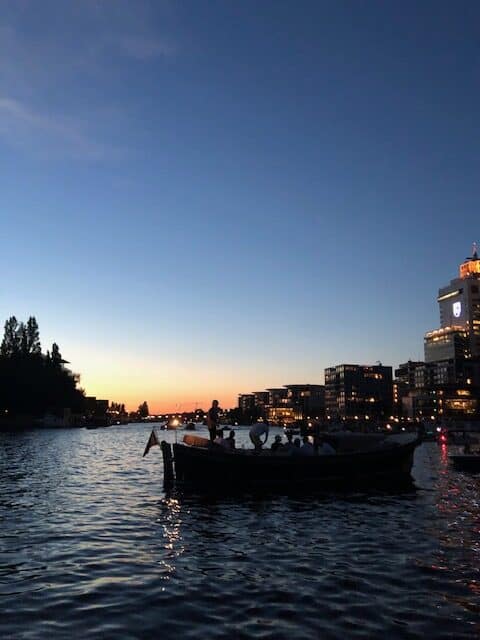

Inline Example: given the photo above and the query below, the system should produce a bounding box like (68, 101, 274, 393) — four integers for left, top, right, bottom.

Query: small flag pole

(143, 429, 160, 457)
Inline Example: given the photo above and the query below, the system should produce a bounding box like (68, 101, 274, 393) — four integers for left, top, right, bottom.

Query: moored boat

(449, 454, 480, 472)
(167, 433, 421, 489)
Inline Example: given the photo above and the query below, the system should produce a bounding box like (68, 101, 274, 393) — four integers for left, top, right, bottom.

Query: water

(0, 424, 479, 639)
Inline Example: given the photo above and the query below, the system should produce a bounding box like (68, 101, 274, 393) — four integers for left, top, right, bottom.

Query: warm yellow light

(437, 289, 461, 302)
(460, 260, 480, 279)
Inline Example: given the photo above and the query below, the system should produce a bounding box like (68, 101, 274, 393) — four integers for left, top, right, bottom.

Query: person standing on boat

(207, 399, 220, 442)
(249, 421, 269, 451)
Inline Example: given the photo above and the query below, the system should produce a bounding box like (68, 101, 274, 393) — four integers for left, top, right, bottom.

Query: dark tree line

(138, 401, 149, 418)
(227, 405, 265, 425)
(110, 402, 126, 414)
(0, 316, 86, 418)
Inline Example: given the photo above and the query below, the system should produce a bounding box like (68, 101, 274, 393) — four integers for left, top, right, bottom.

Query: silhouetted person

(271, 435, 283, 452)
(207, 399, 220, 442)
(299, 435, 315, 456)
(249, 421, 269, 451)
(283, 431, 295, 453)
(318, 435, 336, 456)
(226, 429, 236, 450)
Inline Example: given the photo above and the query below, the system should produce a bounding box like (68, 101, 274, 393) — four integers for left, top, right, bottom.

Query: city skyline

(2, 2, 480, 412)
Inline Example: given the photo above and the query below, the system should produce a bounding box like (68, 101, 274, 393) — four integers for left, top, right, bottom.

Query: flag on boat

(143, 429, 160, 457)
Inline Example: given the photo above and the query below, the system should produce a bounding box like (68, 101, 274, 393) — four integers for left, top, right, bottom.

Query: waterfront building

(252, 391, 270, 415)
(266, 388, 288, 407)
(266, 405, 296, 424)
(434, 246, 480, 358)
(285, 384, 325, 420)
(395, 361, 423, 411)
(409, 246, 480, 419)
(85, 397, 109, 416)
(324, 364, 393, 420)
(424, 327, 469, 363)
(238, 393, 255, 412)
(265, 388, 291, 424)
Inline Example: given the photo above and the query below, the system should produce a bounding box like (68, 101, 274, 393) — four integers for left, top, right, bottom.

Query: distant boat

(185, 422, 196, 430)
(163, 433, 421, 490)
(450, 454, 480, 472)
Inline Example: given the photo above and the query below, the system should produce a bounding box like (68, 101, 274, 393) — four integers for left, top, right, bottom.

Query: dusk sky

(2, 1, 479, 412)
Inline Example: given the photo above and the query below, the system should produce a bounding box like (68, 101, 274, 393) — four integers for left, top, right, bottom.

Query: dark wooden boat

(449, 454, 480, 472)
(169, 433, 421, 489)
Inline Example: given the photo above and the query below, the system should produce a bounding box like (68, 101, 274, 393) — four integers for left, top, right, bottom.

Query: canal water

(0, 424, 479, 639)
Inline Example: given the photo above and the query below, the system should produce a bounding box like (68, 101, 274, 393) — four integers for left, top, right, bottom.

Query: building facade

(324, 364, 393, 420)
(285, 384, 325, 420)
(397, 248, 480, 420)
(435, 247, 480, 358)
(238, 393, 255, 412)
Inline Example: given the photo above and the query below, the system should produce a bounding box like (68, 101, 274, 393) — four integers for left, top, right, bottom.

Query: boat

(449, 454, 480, 472)
(163, 433, 421, 489)
(185, 422, 196, 430)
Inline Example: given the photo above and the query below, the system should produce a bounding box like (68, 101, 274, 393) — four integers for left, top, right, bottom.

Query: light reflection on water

(0, 424, 479, 639)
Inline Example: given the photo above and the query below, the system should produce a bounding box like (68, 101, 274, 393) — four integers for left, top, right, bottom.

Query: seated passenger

(214, 428, 228, 449)
(318, 436, 336, 455)
(213, 435, 225, 447)
(271, 435, 283, 452)
(282, 431, 295, 453)
(291, 437, 302, 455)
(226, 429, 236, 450)
(299, 435, 315, 456)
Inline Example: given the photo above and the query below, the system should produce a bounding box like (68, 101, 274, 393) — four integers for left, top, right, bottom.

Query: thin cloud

(117, 35, 176, 60)
(0, 97, 112, 159)
(0, 1, 179, 159)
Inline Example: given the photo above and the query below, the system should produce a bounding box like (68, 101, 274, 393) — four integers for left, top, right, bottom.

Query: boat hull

(172, 438, 420, 489)
(450, 455, 480, 472)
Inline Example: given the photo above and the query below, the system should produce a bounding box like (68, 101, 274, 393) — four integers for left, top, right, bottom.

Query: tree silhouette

(1, 316, 21, 357)
(51, 342, 63, 366)
(26, 317, 41, 355)
(138, 401, 149, 418)
(0, 316, 85, 422)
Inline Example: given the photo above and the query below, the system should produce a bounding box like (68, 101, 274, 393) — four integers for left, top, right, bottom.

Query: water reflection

(0, 429, 479, 639)
(156, 496, 184, 586)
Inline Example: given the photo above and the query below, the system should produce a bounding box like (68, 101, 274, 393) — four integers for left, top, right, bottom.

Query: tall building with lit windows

(413, 246, 480, 418)
(324, 364, 393, 420)
(430, 246, 480, 359)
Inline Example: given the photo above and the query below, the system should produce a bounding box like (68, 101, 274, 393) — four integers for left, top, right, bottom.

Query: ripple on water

(0, 429, 479, 639)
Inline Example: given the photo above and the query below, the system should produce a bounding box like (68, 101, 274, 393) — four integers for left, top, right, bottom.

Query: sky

(1, 1, 479, 412)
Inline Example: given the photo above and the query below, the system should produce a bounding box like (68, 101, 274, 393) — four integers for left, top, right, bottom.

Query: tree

(0, 315, 86, 420)
(138, 401, 149, 418)
(26, 317, 41, 355)
(51, 343, 62, 366)
(1, 316, 21, 357)
(18, 322, 28, 355)
(17, 317, 41, 356)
